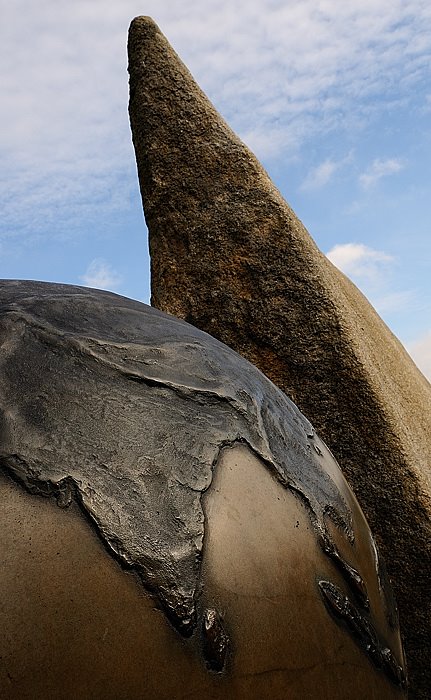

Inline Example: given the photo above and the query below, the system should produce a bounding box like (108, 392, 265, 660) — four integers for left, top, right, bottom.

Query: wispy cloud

(326, 242, 418, 336)
(407, 330, 431, 381)
(300, 152, 352, 191)
(326, 243, 393, 281)
(359, 158, 404, 189)
(301, 159, 339, 191)
(80, 259, 122, 291)
(1, 0, 430, 244)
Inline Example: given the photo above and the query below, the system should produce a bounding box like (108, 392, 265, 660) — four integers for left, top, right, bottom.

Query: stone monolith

(128, 16, 431, 698)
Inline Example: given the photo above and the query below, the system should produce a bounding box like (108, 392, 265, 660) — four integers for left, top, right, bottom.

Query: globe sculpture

(0, 280, 407, 698)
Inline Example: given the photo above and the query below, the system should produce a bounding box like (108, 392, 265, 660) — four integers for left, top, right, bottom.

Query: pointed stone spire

(128, 16, 431, 696)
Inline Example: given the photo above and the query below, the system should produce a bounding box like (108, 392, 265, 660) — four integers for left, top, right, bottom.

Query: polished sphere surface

(0, 281, 407, 698)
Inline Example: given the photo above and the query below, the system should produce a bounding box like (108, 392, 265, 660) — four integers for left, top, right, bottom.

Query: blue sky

(1, 0, 430, 379)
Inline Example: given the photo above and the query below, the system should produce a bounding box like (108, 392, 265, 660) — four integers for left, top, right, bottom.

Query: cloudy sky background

(1, 0, 430, 379)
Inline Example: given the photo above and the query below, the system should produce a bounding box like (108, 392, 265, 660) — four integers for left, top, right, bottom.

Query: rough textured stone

(0, 281, 406, 698)
(128, 16, 431, 698)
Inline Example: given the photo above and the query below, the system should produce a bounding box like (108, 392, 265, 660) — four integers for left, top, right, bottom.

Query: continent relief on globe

(0, 281, 406, 699)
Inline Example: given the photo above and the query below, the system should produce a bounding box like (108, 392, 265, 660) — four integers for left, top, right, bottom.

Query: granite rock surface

(128, 16, 431, 698)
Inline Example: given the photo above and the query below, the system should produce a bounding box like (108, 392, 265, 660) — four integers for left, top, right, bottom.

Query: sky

(1, 0, 430, 380)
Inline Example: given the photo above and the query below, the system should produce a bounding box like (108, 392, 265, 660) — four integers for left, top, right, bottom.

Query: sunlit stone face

(0, 281, 407, 698)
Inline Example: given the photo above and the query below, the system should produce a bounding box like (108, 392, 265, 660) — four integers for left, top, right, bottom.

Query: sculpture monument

(1, 14, 428, 698)
(0, 281, 406, 698)
(128, 16, 431, 698)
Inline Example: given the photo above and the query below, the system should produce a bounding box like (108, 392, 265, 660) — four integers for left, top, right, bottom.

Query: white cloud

(359, 158, 404, 189)
(326, 244, 418, 341)
(326, 243, 393, 280)
(300, 152, 353, 191)
(80, 259, 122, 291)
(301, 159, 338, 191)
(1, 0, 430, 241)
(407, 330, 431, 381)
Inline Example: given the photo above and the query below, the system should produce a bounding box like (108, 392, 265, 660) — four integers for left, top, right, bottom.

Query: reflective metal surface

(0, 281, 407, 698)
